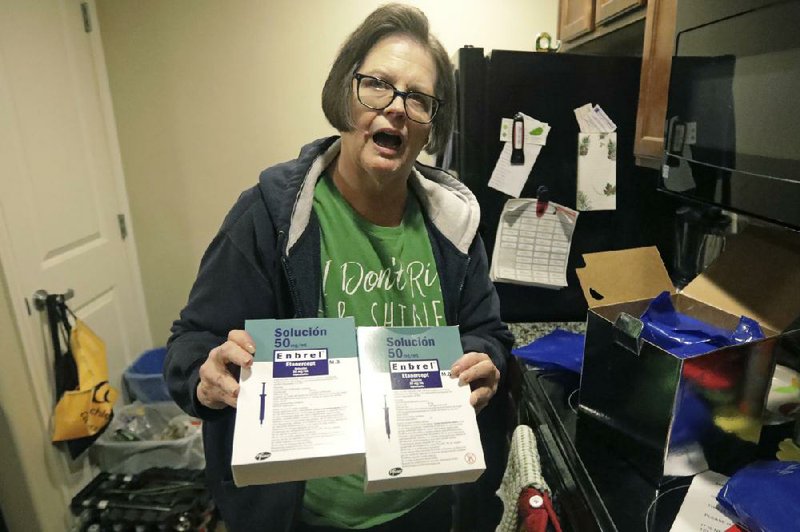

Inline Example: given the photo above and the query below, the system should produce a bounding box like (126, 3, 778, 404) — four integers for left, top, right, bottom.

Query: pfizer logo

(254, 452, 272, 461)
(388, 467, 403, 477)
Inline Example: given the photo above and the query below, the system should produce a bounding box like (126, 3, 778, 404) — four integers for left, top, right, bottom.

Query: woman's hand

(450, 352, 500, 413)
(196, 330, 255, 409)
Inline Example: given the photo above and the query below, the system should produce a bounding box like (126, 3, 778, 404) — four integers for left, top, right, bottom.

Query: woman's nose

(384, 93, 406, 116)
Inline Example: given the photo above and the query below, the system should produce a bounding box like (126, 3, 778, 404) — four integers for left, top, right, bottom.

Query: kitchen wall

(96, 0, 558, 344)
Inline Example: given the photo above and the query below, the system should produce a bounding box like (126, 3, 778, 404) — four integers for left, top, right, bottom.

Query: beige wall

(96, 0, 558, 343)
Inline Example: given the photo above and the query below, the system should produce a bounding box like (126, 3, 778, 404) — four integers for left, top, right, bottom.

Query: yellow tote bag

(45, 296, 118, 446)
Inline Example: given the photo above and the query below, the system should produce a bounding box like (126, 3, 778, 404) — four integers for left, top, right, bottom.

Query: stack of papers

(574, 103, 616, 133)
(488, 113, 551, 198)
(489, 198, 579, 288)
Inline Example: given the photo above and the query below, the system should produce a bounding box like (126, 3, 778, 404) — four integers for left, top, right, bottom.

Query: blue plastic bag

(512, 329, 585, 373)
(717, 461, 800, 531)
(640, 292, 764, 358)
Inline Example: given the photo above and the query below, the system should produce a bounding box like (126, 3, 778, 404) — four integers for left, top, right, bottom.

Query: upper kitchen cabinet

(559, 0, 594, 42)
(595, 0, 645, 25)
(558, 0, 677, 167)
(559, 0, 646, 48)
(633, 0, 676, 166)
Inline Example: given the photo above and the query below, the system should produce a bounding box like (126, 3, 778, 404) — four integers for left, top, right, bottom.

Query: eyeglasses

(353, 73, 442, 124)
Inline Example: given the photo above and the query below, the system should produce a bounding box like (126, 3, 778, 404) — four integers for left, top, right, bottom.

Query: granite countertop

(508, 321, 586, 348)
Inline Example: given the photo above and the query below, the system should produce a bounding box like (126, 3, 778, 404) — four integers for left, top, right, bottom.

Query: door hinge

(117, 214, 128, 240)
(80, 2, 92, 33)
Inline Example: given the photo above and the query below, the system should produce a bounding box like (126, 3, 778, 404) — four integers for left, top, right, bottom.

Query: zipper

(451, 255, 470, 325)
(278, 231, 302, 317)
(458, 256, 471, 293)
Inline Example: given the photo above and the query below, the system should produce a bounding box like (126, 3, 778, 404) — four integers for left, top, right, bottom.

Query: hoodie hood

(260, 137, 480, 256)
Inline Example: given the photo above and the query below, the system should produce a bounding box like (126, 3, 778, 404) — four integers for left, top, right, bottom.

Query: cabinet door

(595, 0, 646, 25)
(559, 0, 595, 42)
(634, 0, 677, 164)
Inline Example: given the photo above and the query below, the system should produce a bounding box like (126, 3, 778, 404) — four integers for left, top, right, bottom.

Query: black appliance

(663, 0, 800, 230)
(449, 48, 665, 323)
(519, 367, 693, 532)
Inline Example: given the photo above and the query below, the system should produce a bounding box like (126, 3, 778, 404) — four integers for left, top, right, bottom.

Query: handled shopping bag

(46, 295, 118, 458)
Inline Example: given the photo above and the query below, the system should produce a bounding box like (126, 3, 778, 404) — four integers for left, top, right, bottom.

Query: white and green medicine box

(231, 317, 364, 487)
(357, 325, 485, 493)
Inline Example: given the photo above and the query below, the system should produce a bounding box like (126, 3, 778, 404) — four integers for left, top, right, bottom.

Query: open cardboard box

(575, 226, 800, 482)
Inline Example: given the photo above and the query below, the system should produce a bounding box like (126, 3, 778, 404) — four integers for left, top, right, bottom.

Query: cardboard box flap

(683, 225, 800, 332)
(576, 247, 675, 308)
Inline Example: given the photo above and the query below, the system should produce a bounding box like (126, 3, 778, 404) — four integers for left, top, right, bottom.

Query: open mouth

(373, 131, 402, 150)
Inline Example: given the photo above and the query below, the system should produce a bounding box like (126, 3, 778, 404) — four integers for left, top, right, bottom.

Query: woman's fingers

(450, 352, 500, 413)
(196, 330, 256, 409)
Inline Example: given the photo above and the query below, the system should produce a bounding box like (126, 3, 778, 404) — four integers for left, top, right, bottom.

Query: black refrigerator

(448, 48, 667, 323)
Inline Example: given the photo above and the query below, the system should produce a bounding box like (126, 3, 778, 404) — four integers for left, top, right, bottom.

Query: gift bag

(46, 295, 118, 458)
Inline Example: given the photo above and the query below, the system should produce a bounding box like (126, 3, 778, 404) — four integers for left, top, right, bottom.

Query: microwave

(662, 0, 800, 230)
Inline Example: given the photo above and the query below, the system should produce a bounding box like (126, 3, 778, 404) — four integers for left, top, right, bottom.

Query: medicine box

(357, 326, 485, 493)
(231, 317, 364, 487)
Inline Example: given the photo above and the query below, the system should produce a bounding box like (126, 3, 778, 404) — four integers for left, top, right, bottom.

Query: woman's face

(338, 34, 437, 188)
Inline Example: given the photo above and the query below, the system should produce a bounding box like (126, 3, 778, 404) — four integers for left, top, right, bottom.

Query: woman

(164, 4, 513, 531)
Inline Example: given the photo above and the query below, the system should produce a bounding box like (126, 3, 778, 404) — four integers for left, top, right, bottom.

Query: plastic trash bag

(90, 401, 204, 473)
(512, 329, 585, 373)
(717, 460, 800, 532)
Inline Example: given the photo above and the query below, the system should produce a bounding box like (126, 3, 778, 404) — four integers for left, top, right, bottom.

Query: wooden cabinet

(633, 0, 677, 165)
(559, 0, 646, 45)
(559, 0, 594, 42)
(558, 0, 677, 167)
(595, 0, 645, 25)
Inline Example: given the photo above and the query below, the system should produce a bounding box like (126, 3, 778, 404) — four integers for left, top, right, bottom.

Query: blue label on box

(273, 348, 329, 378)
(246, 317, 357, 363)
(389, 359, 442, 390)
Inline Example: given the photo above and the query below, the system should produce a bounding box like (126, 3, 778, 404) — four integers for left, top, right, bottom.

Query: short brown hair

(321, 4, 455, 155)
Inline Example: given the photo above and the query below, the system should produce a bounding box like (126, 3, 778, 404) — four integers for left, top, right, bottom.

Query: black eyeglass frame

(352, 72, 443, 124)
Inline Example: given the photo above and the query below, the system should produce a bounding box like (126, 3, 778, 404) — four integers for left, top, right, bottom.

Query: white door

(0, 0, 152, 529)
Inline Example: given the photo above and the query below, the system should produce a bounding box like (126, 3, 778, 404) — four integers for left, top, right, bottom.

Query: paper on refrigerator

(573, 103, 616, 133)
(490, 198, 578, 288)
(499, 116, 551, 144)
(488, 113, 550, 198)
(577, 132, 617, 211)
(231, 317, 365, 487)
(357, 326, 485, 493)
(574, 103, 617, 211)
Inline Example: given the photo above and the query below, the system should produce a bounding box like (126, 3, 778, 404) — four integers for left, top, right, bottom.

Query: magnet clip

(535, 185, 550, 217)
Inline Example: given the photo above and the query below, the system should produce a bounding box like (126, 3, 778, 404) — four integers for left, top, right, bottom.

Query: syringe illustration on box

(231, 317, 364, 487)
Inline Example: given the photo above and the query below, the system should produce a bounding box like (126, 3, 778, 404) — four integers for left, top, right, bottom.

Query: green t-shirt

(302, 172, 445, 529)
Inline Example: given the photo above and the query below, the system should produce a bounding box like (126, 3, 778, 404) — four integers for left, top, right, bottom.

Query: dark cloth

(297, 488, 452, 532)
(164, 136, 514, 531)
